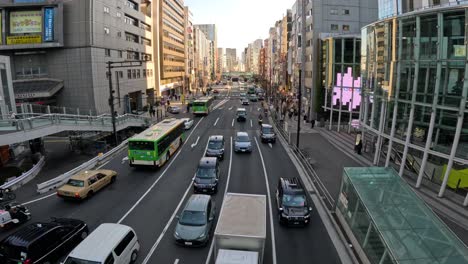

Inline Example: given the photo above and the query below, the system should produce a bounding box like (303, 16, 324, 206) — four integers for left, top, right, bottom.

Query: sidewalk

(299, 125, 468, 245)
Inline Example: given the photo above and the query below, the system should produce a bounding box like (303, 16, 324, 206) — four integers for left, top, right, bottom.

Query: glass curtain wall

(360, 6, 468, 202)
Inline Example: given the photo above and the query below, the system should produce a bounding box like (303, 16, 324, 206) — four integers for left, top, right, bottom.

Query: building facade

(193, 26, 210, 92)
(184, 6, 194, 94)
(194, 24, 217, 81)
(321, 35, 361, 133)
(0, 0, 155, 114)
(155, 0, 185, 97)
(360, 2, 468, 201)
(0, 55, 14, 117)
(225, 48, 237, 73)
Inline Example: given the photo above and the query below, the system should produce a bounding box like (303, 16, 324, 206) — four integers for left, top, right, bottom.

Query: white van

(63, 223, 139, 264)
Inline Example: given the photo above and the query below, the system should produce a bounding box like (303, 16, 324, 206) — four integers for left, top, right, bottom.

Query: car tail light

(75, 192, 80, 198)
(24, 259, 32, 264)
(56, 192, 61, 197)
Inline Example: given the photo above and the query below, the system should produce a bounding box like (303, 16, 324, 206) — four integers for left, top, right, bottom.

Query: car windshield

(237, 135, 250, 142)
(197, 168, 216, 179)
(64, 257, 100, 264)
(282, 194, 307, 207)
(179, 210, 206, 226)
(208, 140, 223, 149)
(262, 127, 274, 134)
(237, 111, 246, 116)
(67, 179, 84, 187)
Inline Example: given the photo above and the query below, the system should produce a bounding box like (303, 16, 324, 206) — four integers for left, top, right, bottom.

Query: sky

(185, 0, 295, 58)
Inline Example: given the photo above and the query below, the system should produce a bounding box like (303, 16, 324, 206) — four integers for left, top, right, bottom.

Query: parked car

(174, 194, 216, 247)
(57, 170, 117, 200)
(236, 108, 247, 122)
(168, 106, 181, 114)
(260, 124, 276, 143)
(182, 118, 194, 130)
(63, 223, 139, 264)
(234, 132, 252, 153)
(276, 177, 312, 226)
(0, 218, 88, 264)
(205, 135, 225, 160)
(193, 157, 220, 194)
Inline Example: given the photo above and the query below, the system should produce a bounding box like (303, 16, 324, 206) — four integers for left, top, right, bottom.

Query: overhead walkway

(0, 112, 150, 146)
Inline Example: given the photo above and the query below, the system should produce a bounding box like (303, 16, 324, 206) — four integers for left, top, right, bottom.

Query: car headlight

(304, 214, 310, 219)
(198, 233, 206, 239)
(174, 232, 180, 238)
(281, 212, 289, 218)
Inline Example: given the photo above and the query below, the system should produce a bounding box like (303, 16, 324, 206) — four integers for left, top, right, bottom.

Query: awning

(13, 78, 64, 99)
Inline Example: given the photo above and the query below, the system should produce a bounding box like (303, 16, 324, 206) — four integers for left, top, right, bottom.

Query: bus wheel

(166, 153, 170, 163)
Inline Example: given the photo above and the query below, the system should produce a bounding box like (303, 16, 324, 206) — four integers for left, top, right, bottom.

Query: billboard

(7, 35, 42, 45)
(44, 8, 54, 41)
(10, 10, 42, 34)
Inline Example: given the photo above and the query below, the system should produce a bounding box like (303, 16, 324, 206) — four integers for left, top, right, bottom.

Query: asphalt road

(2, 84, 341, 264)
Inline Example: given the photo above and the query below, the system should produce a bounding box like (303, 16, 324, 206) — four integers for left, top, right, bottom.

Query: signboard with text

(7, 35, 42, 45)
(44, 8, 54, 41)
(10, 10, 42, 34)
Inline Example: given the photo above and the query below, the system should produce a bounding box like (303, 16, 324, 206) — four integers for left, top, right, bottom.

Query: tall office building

(0, 0, 155, 114)
(184, 6, 194, 93)
(194, 24, 217, 81)
(225, 48, 237, 72)
(154, 0, 186, 96)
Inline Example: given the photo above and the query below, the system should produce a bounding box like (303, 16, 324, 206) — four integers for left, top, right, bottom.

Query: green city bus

(192, 96, 214, 115)
(128, 118, 186, 168)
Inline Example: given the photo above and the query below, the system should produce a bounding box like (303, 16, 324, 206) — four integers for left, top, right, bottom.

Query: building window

(104, 6, 110, 14)
(331, 24, 338, 31)
(104, 27, 110, 35)
(330, 9, 338, 15)
(118, 50, 123, 58)
(125, 32, 139, 43)
(116, 12, 122, 18)
(143, 69, 147, 78)
(132, 69, 136, 79)
(105, 49, 111, 57)
(141, 37, 151, 46)
(137, 69, 141, 78)
(343, 9, 350, 15)
(343, 25, 350, 31)
(125, 0, 138, 11)
(117, 31, 122, 38)
(127, 69, 132, 79)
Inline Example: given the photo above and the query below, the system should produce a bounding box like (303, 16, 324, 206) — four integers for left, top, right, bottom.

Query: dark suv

(0, 218, 88, 264)
(193, 157, 219, 194)
(205, 135, 225, 160)
(276, 178, 312, 226)
(260, 124, 276, 143)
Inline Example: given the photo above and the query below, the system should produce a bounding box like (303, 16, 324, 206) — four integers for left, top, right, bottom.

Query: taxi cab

(57, 170, 117, 200)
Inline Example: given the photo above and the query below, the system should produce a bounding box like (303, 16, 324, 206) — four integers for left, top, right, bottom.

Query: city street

(2, 83, 341, 264)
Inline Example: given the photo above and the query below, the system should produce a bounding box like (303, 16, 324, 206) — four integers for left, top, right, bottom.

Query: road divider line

(214, 117, 220, 127)
(22, 193, 56, 205)
(205, 136, 233, 264)
(191, 136, 200, 148)
(117, 117, 204, 224)
(268, 143, 273, 149)
(174, 259, 179, 264)
(250, 119, 253, 127)
(231, 119, 234, 127)
(228, 106, 233, 110)
(254, 137, 278, 264)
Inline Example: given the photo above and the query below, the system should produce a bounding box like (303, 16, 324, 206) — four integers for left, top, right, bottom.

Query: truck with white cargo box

(214, 193, 266, 264)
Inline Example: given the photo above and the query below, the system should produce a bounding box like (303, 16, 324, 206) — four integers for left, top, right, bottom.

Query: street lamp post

(106, 60, 146, 145)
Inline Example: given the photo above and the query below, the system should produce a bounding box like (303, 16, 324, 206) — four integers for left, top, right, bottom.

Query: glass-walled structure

(336, 167, 468, 264)
(321, 36, 361, 132)
(360, 5, 468, 202)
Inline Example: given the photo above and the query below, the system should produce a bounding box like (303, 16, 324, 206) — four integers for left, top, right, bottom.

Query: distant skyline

(185, 0, 294, 54)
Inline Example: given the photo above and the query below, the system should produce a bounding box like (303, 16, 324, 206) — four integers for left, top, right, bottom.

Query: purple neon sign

(332, 67, 361, 111)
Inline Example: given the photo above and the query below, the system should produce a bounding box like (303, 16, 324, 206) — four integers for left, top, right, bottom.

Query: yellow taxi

(57, 170, 117, 200)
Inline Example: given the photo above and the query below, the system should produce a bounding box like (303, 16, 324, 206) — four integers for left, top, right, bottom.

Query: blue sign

(44, 8, 54, 42)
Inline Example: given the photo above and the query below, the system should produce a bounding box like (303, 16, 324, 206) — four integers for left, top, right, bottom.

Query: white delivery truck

(214, 193, 266, 264)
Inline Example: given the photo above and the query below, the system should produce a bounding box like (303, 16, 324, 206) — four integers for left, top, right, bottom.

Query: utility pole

(107, 61, 118, 145)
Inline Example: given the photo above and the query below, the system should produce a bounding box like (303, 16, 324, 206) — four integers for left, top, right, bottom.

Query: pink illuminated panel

(332, 67, 361, 111)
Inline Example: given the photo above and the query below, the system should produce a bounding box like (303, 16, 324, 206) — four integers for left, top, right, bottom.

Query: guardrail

(271, 113, 335, 210)
(36, 139, 129, 194)
(0, 155, 46, 191)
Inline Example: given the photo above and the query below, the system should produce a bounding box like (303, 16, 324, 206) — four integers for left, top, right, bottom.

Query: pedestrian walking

(149, 105, 154, 117)
(355, 134, 362, 155)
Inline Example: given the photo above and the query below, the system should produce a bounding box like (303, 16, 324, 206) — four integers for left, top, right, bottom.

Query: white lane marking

(228, 106, 233, 110)
(142, 178, 194, 264)
(22, 193, 56, 205)
(268, 143, 273, 149)
(204, 137, 233, 264)
(254, 137, 278, 264)
(219, 107, 224, 110)
(121, 157, 129, 164)
(231, 119, 234, 127)
(250, 119, 253, 128)
(191, 136, 200, 148)
(258, 108, 261, 111)
(214, 117, 220, 127)
(174, 259, 179, 264)
(117, 117, 204, 224)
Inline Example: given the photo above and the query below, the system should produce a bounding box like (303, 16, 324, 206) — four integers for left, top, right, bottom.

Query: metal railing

(271, 112, 335, 209)
(36, 139, 129, 194)
(0, 155, 46, 191)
